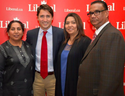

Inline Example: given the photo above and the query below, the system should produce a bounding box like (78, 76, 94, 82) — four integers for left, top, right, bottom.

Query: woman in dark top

(55, 13, 91, 96)
(0, 20, 34, 96)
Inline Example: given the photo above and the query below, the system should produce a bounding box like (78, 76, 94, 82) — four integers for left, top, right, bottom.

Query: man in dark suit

(77, 1, 125, 96)
(26, 4, 64, 96)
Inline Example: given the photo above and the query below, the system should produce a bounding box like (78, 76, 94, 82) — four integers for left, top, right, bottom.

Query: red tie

(40, 31, 48, 79)
(91, 33, 97, 44)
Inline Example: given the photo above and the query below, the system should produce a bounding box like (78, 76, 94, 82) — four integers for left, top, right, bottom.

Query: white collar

(39, 26, 52, 35)
(95, 21, 109, 35)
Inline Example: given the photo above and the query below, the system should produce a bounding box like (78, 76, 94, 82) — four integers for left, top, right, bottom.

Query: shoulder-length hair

(63, 13, 86, 44)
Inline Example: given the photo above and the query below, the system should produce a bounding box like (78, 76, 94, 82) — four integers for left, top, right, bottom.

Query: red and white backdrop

(0, 0, 125, 92)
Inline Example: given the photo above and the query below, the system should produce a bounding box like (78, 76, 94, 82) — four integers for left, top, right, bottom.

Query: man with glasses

(77, 1, 125, 96)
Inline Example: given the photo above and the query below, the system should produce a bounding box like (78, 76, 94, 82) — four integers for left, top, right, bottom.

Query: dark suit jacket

(55, 36, 91, 96)
(26, 26, 64, 74)
(77, 23, 125, 96)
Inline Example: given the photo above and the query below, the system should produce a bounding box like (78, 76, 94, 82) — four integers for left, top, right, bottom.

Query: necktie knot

(43, 31, 47, 35)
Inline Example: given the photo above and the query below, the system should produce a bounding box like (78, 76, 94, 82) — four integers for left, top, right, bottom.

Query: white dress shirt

(35, 26, 54, 72)
(95, 21, 109, 35)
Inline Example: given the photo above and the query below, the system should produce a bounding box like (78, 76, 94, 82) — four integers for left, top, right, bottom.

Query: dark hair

(37, 4, 53, 17)
(7, 20, 24, 32)
(91, 1, 108, 10)
(63, 13, 86, 44)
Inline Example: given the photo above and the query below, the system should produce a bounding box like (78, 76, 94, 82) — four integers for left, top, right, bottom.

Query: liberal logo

(41, 0, 47, 4)
(6, 7, 23, 11)
(123, 7, 125, 11)
(28, 0, 56, 12)
(0, 17, 29, 29)
(13, 17, 20, 21)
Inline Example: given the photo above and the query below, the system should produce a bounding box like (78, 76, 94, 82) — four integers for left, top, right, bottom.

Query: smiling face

(37, 9, 53, 31)
(8, 22, 24, 42)
(65, 16, 78, 36)
(89, 3, 109, 29)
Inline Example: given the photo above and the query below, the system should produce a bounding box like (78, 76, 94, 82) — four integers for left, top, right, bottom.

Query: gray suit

(77, 23, 125, 96)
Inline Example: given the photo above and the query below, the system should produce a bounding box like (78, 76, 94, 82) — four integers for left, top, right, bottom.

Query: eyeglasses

(87, 9, 106, 17)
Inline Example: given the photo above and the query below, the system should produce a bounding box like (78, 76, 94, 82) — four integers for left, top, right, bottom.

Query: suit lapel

(81, 23, 112, 61)
(52, 26, 56, 61)
(34, 28, 39, 46)
(32, 28, 39, 56)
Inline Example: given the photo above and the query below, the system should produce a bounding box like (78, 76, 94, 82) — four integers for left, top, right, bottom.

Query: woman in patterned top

(0, 20, 34, 96)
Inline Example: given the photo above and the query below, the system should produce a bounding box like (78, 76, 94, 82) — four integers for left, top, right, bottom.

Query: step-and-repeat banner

(0, 0, 125, 92)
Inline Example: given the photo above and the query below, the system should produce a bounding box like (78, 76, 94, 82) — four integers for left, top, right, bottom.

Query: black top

(0, 41, 35, 96)
(55, 36, 91, 96)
